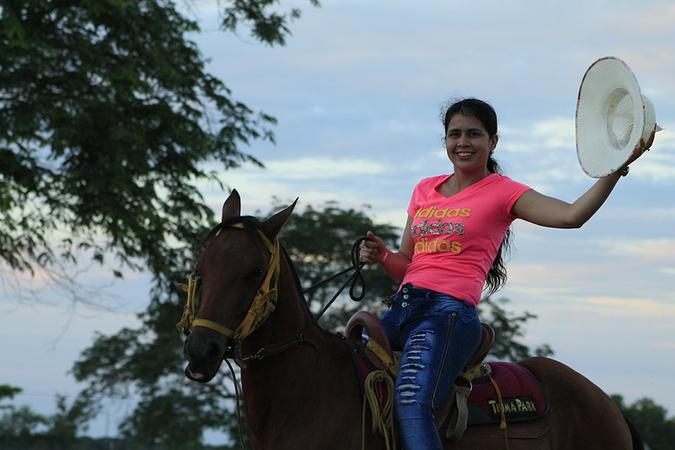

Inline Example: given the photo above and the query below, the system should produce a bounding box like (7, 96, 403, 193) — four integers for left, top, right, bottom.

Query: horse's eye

(248, 266, 264, 279)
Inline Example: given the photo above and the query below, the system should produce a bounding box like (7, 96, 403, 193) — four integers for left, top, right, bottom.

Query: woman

(359, 98, 654, 450)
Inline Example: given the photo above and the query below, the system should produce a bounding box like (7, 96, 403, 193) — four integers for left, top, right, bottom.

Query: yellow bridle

(176, 223, 281, 342)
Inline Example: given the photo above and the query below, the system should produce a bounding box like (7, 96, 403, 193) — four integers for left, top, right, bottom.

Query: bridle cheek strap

(177, 224, 281, 342)
(176, 272, 200, 334)
(231, 225, 281, 341)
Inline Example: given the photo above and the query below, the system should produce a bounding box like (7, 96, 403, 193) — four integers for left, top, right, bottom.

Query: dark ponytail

(443, 98, 511, 296)
(484, 157, 511, 297)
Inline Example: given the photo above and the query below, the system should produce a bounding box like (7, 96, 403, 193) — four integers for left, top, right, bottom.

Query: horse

(182, 191, 640, 450)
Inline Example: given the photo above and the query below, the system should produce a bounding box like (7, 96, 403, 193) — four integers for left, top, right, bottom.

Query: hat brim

(576, 57, 649, 178)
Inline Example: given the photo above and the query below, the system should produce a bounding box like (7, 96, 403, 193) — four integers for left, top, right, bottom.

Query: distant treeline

(0, 439, 231, 450)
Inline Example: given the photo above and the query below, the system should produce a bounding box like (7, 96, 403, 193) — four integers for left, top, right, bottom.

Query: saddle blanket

(350, 338, 548, 425)
(466, 362, 548, 425)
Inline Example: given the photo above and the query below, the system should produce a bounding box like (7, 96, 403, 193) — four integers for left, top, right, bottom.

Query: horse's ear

(222, 189, 241, 222)
(261, 198, 298, 239)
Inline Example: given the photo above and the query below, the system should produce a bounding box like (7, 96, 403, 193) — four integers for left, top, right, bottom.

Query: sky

(2, 0, 675, 440)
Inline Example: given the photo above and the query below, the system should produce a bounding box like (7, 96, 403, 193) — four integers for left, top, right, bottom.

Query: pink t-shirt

(401, 173, 530, 305)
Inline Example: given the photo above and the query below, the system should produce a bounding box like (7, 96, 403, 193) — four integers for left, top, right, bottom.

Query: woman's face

(445, 113, 498, 174)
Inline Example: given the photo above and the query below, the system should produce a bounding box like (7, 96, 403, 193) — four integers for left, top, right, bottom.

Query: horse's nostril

(206, 341, 222, 361)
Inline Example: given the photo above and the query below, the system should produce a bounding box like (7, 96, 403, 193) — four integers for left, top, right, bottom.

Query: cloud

(499, 140, 538, 154)
(504, 245, 675, 307)
(625, 127, 675, 181)
(492, 117, 587, 192)
(653, 126, 675, 146)
(207, 156, 391, 190)
(598, 238, 675, 261)
(634, 159, 675, 182)
(652, 340, 675, 350)
(204, 174, 369, 216)
(575, 295, 675, 318)
(203, 157, 401, 218)
(610, 2, 675, 36)
(264, 157, 390, 179)
(504, 285, 578, 301)
(644, 206, 675, 220)
(532, 118, 576, 150)
(385, 119, 437, 136)
(500, 117, 575, 154)
(505, 262, 601, 301)
(370, 208, 407, 230)
(499, 118, 675, 190)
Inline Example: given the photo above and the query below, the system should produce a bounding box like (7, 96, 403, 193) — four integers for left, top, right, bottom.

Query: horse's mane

(279, 245, 313, 318)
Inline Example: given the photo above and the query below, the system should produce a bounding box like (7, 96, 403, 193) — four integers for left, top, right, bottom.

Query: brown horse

(182, 191, 639, 450)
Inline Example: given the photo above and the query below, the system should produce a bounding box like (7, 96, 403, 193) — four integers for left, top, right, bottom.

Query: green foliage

(219, 0, 321, 46)
(71, 283, 240, 448)
(613, 394, 675, 450)
(0, 0, 315, 279)
(1, 0, 318, 446)
(119, 389, 229, 450)
(0, 384, 22, 403)
(0, 390, 232, 449)
(0, 405, 47, 448)
(0, 392, 92, 450)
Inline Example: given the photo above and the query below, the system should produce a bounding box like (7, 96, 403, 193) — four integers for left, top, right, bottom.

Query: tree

(1, 1, 318, 446)
(0, 385, 46, 448)
(0, 0, 316, 283)
(0, 384, 22, 404)
(0, 385, 92, 450)
(71, 301, 239, 449)
(613, 395, 675, 450)
(42, 395, 94, 450)
(0, 405, 47, 449)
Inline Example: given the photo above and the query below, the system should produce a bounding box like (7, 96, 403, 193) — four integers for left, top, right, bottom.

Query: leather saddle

(346, 310, 494, 380)
(346, 311, 549, 442)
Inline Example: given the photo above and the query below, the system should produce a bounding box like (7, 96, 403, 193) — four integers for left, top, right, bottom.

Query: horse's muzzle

(183, 328, 233, 383)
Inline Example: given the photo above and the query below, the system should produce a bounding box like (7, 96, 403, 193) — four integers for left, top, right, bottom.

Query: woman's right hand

(359, 231, 387, 264)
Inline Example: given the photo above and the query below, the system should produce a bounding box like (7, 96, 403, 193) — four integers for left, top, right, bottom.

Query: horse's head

(181, 190, 296, 382)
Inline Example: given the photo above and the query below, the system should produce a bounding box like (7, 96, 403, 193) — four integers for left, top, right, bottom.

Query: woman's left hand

(624, 126, 656, 167)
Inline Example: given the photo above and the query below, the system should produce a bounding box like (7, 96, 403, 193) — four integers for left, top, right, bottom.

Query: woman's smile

(455, 150, 475, 158)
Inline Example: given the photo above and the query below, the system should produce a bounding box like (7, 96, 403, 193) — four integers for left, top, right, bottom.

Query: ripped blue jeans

(379, 284, 482, 450)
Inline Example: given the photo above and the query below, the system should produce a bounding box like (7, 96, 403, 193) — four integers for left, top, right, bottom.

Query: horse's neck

(239, 260, 358, 440)
(239, 256, 322, 381)
(240, 258, 314, 355)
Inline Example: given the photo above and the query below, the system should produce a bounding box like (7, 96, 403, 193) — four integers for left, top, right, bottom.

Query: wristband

(379, 249, 410, 280)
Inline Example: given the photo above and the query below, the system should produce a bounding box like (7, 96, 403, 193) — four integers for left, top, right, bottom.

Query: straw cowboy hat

(576, 56, 658, 178)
